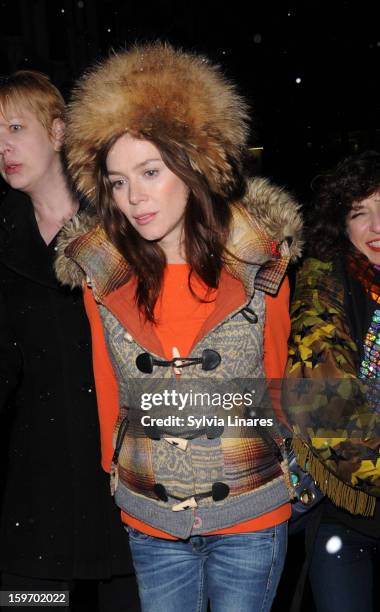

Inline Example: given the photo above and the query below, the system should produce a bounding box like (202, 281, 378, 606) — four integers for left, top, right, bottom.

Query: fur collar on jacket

(55, 177, 302, 298)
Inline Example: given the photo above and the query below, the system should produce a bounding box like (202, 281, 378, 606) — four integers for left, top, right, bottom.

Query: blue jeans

(309, 522, 380, 612)
(128, 523, 288, 612)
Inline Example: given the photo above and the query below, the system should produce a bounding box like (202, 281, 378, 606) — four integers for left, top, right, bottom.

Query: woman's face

(346, 191, 380, 264)
(0, 104, 62, 196)
(106, 133, 189, 261)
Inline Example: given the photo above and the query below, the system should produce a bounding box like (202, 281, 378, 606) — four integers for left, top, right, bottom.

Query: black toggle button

(136, 349, 221, 374)
(201, 349, 221, 371)
(142, 422, 161, 440)
(136, 353, 172, 374)
(206, 424, 224, 439)
(211, 482, 230, 501)
(153, 483, 168, 502)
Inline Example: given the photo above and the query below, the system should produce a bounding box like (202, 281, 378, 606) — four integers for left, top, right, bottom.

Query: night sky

(1, 0, 379, 200)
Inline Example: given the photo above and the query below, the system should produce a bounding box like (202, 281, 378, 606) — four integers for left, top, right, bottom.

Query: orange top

(153, 265, 218, 359)
(84, 267, 291, 539)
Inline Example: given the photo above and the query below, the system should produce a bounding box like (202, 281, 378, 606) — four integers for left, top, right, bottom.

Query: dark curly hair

(307, 151, 380, 260)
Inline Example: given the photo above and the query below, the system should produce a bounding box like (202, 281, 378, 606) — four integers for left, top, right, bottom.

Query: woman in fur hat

(56, 43, 302, 611)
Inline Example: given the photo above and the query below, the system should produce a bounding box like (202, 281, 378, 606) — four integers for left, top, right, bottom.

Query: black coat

(0, 189, 132, 580)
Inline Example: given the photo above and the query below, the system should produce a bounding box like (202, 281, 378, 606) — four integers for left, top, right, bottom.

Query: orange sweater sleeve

(83, 285, 119, 473)
(263, 276, 290, 423)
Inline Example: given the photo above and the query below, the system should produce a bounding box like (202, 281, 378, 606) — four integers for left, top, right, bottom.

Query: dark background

(0, 2, 379, 609)
(1, 0, 379, 201)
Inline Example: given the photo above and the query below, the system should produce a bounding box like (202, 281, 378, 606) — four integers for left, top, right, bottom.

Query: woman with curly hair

(287, 151, 380, 611)
(56, 43, 303, 611)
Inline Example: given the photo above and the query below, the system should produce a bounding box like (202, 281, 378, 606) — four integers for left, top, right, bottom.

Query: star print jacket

(55, 178, 302, 538)
(285, 257, 380, 516)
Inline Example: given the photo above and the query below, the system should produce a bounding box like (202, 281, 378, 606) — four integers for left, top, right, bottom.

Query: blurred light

(295, 77, 302, 84)
(253, 34, 262, 44)
(326, 536, 342, 554)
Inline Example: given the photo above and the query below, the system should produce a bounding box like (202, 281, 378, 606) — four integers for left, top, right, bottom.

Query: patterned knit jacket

(56, 178, 302, 538)
(286, 257, 380, 517)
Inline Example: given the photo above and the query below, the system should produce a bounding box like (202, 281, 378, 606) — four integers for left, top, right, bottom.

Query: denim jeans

(309, 521, 380, 612)
(128, 522, 288, 612)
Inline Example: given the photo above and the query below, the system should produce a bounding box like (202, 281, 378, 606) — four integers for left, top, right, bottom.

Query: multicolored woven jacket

(286, 257, 380, 516)
(55, 178, 302, 538)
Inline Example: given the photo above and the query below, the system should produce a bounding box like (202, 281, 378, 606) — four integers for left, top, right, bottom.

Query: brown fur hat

(65, 42, 250, 202)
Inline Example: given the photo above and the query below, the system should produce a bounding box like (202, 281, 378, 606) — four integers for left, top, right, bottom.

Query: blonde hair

(0, 70, 65, 133)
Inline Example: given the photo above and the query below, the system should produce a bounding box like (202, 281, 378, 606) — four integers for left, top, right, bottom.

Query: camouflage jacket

(286, 257, 380, 516)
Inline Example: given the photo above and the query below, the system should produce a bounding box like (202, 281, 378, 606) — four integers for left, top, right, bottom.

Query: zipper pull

(112, 416, 129, 464)
(110, 463, 119, 496)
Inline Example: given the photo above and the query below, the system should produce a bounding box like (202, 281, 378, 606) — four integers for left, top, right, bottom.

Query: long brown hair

(96, 133, 245, 321)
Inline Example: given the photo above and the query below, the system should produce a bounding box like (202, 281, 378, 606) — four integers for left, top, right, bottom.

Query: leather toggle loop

(136, 349, 221, 374)
(153, 481, 230, 510)
(172, 482, 230, 511)
(240, 307, 258, 324)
